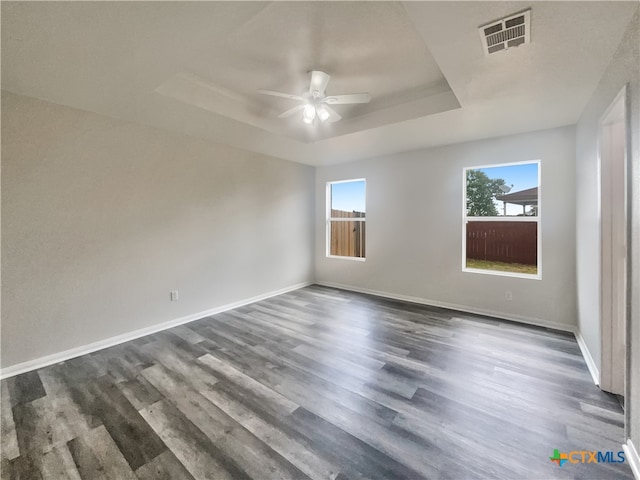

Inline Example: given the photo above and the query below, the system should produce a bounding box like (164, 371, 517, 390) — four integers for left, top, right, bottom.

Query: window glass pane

(331, 180, 366, 215)
(464, 161, 539, 277)
(465, 221, 537, 275)
(328, 179, 366, 259)
(466, 163, 538, 217)
(330, 220, 366, 258)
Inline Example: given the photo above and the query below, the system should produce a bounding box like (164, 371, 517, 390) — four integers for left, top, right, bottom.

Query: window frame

(326, 178, 366, 261)
(462, 160, 542, 280)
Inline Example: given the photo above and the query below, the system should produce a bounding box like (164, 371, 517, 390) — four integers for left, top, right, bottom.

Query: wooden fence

(466, 221, 537, 265)
(330, 209, 365, 258)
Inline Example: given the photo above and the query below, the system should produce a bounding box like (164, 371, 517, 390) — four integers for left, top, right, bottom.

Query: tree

(466, 169, 506, 216)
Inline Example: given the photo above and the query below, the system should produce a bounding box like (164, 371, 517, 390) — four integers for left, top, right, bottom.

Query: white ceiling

(2, 2, 637, 166)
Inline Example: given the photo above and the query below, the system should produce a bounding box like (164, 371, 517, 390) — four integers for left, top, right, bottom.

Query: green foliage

(466, 169, 506, 216)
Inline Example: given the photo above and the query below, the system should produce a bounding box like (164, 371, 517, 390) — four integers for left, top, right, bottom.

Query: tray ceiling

(1, 2, 637, 165)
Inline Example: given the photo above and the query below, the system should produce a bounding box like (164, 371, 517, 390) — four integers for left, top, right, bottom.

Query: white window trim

(326, 178, 366, 261)
(462, 160, 541, 280)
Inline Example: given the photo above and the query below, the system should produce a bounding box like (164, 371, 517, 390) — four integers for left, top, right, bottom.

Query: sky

(331, 180, 366, 212)
(476, 163, 539, 215)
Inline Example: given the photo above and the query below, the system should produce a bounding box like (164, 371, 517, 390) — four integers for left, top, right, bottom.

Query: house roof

(1, 2, 637, 166)
(496, 187, 538, 206)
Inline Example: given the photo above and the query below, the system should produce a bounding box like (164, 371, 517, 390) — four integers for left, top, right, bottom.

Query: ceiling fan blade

(258, 89, 304, 101)
(324, 93, 371, 104)
(277, 104, 305, 119)
(309, 71, 330, 96)
(323, 105, 342, 123)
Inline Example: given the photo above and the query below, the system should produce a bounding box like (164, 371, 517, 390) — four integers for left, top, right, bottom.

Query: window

(327, 179, 366, 260)
(463, 161, 540, 278)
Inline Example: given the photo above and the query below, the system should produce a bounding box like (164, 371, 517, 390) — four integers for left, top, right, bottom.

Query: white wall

(1, 91, 315, 370)
(575, 8, 640, 453)
(316, 126, 577, 330)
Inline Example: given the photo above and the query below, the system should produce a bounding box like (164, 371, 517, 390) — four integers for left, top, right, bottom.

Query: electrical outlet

(170, 290, 179, 302)
(505, 291, 512, 301)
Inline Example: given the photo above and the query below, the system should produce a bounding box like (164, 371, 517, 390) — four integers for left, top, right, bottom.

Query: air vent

(479, 9, 531, 55)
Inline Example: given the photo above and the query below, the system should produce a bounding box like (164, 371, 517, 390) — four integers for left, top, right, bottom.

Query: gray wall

(1, 91, 315, 369)
(315, 126, 577, 330)
(575, 8, 639, 449)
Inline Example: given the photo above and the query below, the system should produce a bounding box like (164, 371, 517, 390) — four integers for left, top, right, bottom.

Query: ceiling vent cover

(479, 9, 531, 55)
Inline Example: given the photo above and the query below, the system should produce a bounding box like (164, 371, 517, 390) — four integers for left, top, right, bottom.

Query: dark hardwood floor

(0, 285, 632, 479)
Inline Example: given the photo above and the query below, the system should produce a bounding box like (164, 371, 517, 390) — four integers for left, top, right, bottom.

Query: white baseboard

(624, 439, 640, 480)
(315, 281, 575, 333)
(0, 281, 312, 380)
(574, 330, 600, 386)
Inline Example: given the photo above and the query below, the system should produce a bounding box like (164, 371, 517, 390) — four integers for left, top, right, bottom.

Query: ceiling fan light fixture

(302, 104, 316, 124)
(316, 105, 330, 122)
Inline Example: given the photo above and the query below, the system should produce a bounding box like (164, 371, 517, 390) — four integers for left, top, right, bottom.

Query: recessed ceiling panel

(155, 1, 459, 141)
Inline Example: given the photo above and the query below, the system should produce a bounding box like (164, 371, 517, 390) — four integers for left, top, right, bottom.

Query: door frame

(598, 84, 629, 395)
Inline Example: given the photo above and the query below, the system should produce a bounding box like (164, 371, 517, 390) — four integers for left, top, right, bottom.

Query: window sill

(327, 255, 366, 262)
(462, 267, 541, 280)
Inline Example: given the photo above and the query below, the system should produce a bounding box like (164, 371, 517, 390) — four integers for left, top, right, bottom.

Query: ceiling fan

(258, 70, 371, 125)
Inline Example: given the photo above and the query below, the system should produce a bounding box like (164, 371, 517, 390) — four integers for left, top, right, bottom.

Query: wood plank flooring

(0, 285, 632, 479)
